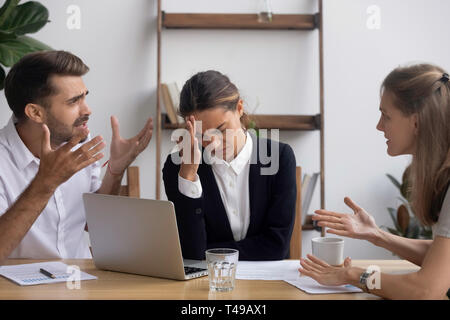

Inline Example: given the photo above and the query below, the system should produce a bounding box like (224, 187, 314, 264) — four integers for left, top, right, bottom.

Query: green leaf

(420, 227, 433, 240)
(18, 33, 51, 49)
(406, 222, 420, 239)
(0, 0, 20, 27)
(0, 29, 16, 41)
(0, 1, 49, 35)
(385, 226, 402, 236)
(0, 65, 5, 90)
(0, 34, 51, 66)
(386, 174, 402, 191)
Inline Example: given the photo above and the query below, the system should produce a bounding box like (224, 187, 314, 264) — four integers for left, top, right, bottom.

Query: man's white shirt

(0, 117, 102, 259)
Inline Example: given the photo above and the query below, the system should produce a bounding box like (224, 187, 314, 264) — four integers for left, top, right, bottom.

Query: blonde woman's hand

(312, 197, 381, 243)
(298, 254, 353, 286)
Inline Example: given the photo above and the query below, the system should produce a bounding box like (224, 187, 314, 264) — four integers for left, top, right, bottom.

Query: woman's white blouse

(178, 132, 253, 242)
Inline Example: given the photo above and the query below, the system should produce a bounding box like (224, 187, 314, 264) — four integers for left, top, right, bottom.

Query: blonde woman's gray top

(432, 186, 450, 239)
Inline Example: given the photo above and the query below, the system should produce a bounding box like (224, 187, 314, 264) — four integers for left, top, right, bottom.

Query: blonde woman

(298, 64, 450, 299)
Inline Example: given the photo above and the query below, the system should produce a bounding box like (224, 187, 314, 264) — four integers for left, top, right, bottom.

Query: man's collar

(4, 116, 39, 170)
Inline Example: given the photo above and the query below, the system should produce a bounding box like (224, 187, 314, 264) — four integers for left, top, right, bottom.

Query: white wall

(1, 0, 448, 259)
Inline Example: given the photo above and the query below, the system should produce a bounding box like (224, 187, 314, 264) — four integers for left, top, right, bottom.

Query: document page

(0, 261, 97, 286)
(235, 260, 301, 280)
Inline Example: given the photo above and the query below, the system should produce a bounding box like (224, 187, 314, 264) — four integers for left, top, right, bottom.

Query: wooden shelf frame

(155, 1, 326, 236)
(162, 12, 318, 30)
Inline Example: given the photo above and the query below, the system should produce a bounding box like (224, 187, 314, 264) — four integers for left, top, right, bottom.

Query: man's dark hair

(4, 50, 89, 121)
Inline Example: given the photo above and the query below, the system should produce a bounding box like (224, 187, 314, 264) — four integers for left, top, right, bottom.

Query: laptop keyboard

(184, 266, 207, 275)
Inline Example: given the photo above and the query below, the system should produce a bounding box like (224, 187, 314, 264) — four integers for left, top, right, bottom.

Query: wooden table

(0, 259, 420, 300)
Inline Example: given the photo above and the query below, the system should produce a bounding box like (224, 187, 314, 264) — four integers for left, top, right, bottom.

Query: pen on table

(39, 268, 56, 279)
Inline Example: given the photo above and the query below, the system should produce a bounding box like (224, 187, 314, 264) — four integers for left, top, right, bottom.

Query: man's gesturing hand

(108, 116, 153, 175)
(36, 124, 105, 191)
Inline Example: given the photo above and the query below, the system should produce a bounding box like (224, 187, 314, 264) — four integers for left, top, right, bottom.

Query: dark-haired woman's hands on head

(312, 197, 381, 243)
(179, 116, 202, 182)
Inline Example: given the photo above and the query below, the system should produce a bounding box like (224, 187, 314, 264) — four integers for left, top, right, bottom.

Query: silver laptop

(82, 193, 208, 280)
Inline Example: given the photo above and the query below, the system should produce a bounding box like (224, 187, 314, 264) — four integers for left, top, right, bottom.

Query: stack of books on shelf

(161, 82, 184, 125)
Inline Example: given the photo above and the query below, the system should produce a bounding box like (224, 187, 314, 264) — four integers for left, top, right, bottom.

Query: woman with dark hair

(299, 64, 450, 299)
(162, 70, 297, 261)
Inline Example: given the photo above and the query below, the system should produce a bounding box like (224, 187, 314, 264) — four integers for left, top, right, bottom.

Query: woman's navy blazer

(162, 132, 297, 260)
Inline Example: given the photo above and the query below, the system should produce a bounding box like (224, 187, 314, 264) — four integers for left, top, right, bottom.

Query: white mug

(311, 237, 344, 266)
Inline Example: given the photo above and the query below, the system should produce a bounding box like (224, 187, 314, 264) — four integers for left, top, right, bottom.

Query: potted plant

(0, 0, 51, 89)
(383, 165, 433, 239)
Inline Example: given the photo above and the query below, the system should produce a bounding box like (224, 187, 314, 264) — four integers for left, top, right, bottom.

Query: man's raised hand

(36, 124, 105, 191)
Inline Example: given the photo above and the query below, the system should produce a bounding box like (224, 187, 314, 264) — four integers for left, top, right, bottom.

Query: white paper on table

(235, 260, 301, 280)
(285, 277, 363, 294)
(0, 261, 97, 286)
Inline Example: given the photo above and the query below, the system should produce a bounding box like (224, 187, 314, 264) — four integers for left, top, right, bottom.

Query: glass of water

(205, 248, 239, 292)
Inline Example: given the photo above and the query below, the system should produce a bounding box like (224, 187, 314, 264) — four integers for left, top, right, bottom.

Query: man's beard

(46, 112, 89, 147)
